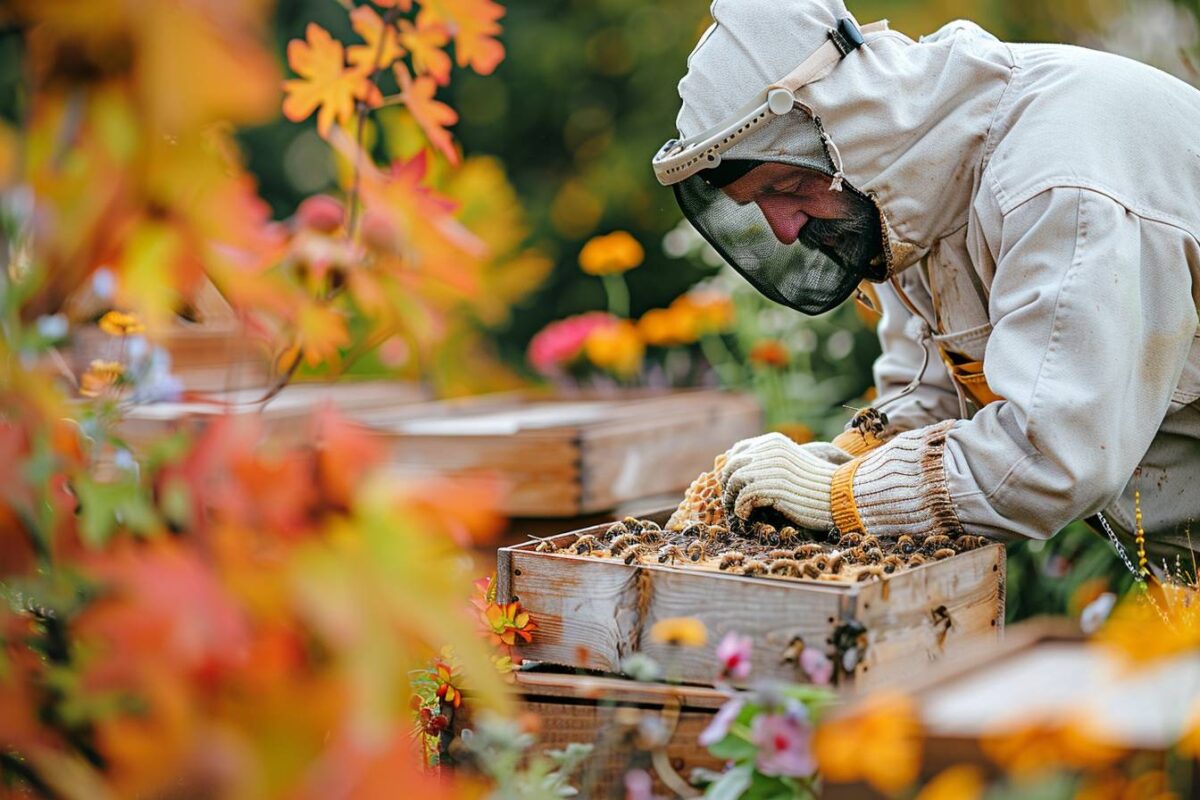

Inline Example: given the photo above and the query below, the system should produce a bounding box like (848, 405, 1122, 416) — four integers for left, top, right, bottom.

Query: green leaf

(705, 764, 754, 800)
(708, 732, 758, 762)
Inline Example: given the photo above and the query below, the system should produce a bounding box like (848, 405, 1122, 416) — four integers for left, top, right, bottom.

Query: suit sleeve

(838, 187, 1198, 540)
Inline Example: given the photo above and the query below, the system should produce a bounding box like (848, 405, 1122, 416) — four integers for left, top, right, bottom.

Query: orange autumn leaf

(313, 405, 386, 510)
(347, 5, 404, 74)
(398, 16, 452, 86)
(284, 23, 379, 138)
(417, 0, 505, 76)
(394, 64, 459, 164)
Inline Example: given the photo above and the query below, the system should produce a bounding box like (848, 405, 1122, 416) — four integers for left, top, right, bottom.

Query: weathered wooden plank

(514, 671, 727, 709)
(850, 545, 1005, 690)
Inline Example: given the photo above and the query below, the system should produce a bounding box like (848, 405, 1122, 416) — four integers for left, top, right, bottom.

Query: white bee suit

(672, 0, 1200, 556)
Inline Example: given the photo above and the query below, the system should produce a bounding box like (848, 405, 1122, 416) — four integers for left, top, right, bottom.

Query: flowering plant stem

(601, 273, 631, 318)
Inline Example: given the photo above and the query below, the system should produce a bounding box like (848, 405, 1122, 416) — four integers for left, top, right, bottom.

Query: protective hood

(675, 0, 1015, 276)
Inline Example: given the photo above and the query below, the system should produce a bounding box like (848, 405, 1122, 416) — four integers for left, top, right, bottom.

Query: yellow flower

(578, 230, 644, 276)
(637, 306, 697, 347)
(814, 691, 922, 795)
(583, 320, 644, 377)
(98, 310, 145, 336)
(674, 290, 733, 335)
(649, 617, 708, 647)
(914, 766, 985, 800)
(1179, 698, 1200, 758)
(1094, 585, 1200, 666)
(978, 717, 1125, 778)
(79, 360, 125, 397)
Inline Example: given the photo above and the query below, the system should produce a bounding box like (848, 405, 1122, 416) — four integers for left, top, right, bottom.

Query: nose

(755, 195, 810, 245)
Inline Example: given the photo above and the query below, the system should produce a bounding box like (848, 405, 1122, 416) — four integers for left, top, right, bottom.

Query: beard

(798, 196, 884, 277)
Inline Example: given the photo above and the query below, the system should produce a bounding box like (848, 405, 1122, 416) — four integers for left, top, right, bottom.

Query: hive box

(354, 389, 761, 517)
(498, 510, 1006, 689)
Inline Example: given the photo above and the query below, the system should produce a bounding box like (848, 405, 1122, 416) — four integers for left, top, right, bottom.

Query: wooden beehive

(115, 380, 430, 451)
(354, 389, 762, 517)
(498, 510, 1005, 690)
(509, 671, 728, 796)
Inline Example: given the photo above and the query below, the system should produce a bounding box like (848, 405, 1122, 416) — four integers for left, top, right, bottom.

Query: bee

(863, 547, 884, 564)
(794, 543, 824, 559)
(681, 523, 706, 541)
(742, 560, 769, 577)
(881, 555, 906, 574)
(609, 533, 640, 557)
(800, 560, 823, 579)
(810, 554, 831, 573)
(767, 549, 795, 560)
(641, 520, 662, 532)
(837, 532, 864, 549)
(623, 546, 645, 565)
(769, 558, 802, 577)
(621, 516, 644, 534)
(572, 535, 600, 555)
(954, 535, 988, 551)
(534, 540, 558, 553)
(922, 534, 953, 553)
(686, 541, 706, 562)
(719, 551, 747, 571)
(906, 553, 928, 567)
(895, 535, 916, 554)
(826, 552, 845, 574)
(750, 521, 777, 541)
(860, 534, 881, 550)
(841, 545, 866, 564)
(777, 526, 800, 546)
(931, 548, 957, 560)
(639, 528, 664, 546)
(707, 525, 733, 545)
(855, 565, 885, 582)
(657, 544, 685, 565)
(606, 521, 630, 540)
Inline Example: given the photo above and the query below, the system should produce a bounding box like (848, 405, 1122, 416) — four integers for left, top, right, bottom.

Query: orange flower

(978, 717, 1125, 778)
(749, 339, 790, 368)
(637, 306, 698, 347)
(1094, 585, 1200, 666)
(914, 765, 985, 800)
(649, 617, 708, 647)
(814, 691, 922, 795)
(579, 231, 644, 276)
(79, 360, 124, 397)
(673, 290, 733, 335)
(283, 23, 380, 138)
(583, 320, 644, 378)
(434, 661, 462, 709)
(482, 601, 538, 647)
(98, 310, 145, 336)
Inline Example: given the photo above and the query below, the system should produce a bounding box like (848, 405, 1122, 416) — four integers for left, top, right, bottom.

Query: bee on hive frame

(686, 541, 706, 562)
(742, 560, 769, 576)
(719, 551, 747, 570)
(658, 544, 686, 564)
(609, 533, 640, 556)
(572, 535, 601, 555)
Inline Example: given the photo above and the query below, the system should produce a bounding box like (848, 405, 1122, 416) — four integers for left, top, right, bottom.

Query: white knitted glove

(719, 433, 854, 530)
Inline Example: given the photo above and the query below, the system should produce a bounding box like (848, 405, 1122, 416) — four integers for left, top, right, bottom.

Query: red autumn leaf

(394, 63, 459, 164)
(283, 23, 380, 138)
(398, 16, 452, 86)
(347, 5, 404, 74)
(418, 0, 505, 76)
(312, 404, 386, 509)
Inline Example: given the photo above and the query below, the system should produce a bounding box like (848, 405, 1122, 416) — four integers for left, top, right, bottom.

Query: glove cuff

(831, 427, 885, 457)
(830, 457, 867, 533)
(840, 420, 965, 538)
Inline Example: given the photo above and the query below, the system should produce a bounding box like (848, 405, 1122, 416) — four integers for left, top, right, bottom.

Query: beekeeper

(653, 0, 1200, 560)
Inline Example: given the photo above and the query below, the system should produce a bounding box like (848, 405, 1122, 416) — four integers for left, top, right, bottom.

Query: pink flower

(527, 312, 618, 375)
(716, 631, 753, 680)
(751, 711, 816, 778)
(699, 697, 745, 746)
(624, 768, 653, 800)
(800, 648, 833, 686)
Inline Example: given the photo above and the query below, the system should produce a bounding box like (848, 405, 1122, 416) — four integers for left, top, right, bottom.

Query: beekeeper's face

(721, 162, 861, 245)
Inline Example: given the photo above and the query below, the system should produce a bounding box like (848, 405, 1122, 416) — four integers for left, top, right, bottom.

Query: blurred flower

(36, 314, 68, 341)
(699, 697, 745, 746)
(649, 617, 708, 647)
(678, 290, 734, 335)
(98, 310, 146, 336)
(482, 601, 538, 647)
(800, 648, 833, 686)
(583, 320, 644, 378)
(527, 312, 617, 375)
(419, 707, 450, 737)
(752, 710, 816, 778)
(434, 661, 462, 709)
(620, 653, 664, 683)
(1094, 587, 1200, 665)
(79, 359, 124, 397)
(624, 768, 654, 800)
(295, 194, 345, 233)
(1179, 699, 1200, 757)
(637, 306, 697, 347)
(92, 268, 116, 300)
(814, 691, 921, 794)
(979, 718, 1125, 778)
(490, 654, 516, 675)
(1080, 592, 1117, 635)
(578, 230, 644, 276)
(914, 765, 985, 800)
(715, 631, 752, 680)
(775, 423, 815, 445)
(749, 339, 790, 368)
(1075, 769, 1175, 800)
